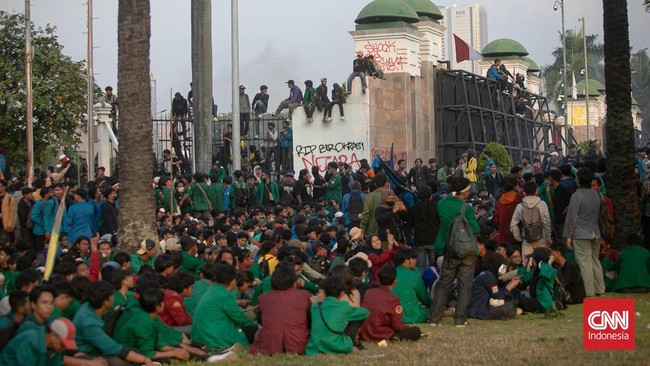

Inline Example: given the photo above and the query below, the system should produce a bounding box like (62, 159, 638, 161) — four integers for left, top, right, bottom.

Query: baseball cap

(346, 252, 372, 268)
(98, 234, 113, 245)
(49, 318, 78, 350)
(239, 85, 246, 89)
(136, 239, 156, 255)
(550, 152, 559, 157)
(349, 227, 362, 241)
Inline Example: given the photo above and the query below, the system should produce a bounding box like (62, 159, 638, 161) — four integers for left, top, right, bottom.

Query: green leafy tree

(477, 142, 512, 175)
(0, 11, 93, 173)
(645, 0, 650, 12)
(543, 29, 605, 114)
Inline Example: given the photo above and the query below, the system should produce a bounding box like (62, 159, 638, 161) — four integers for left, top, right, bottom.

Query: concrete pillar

(93, 103, 115, 175)
(350, 27, 424, 77)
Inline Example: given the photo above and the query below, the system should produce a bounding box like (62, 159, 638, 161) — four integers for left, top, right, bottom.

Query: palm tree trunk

(116, 0, 157, 252)
(191, 0, 214, 173)
(603, 0, 639, 248)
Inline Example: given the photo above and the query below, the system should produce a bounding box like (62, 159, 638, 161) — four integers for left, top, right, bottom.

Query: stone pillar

(415, 20, 445, 72)
(93, 103, 116, 176)
(350, 26, 424, 77)
(526, 74, 542, 95)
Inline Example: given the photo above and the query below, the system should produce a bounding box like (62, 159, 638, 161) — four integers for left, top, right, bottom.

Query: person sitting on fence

(303, 80, 317, 124)
(171, 92, 189, 137)
(273, 80, 302, 122)
(346, 51, 367, 95)
(328, 83, 345, 121)
(252, 85, 269, 118)
(316, 78, 331, 124)
(364, 55, 385, 80)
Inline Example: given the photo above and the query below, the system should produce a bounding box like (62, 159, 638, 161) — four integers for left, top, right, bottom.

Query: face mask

(386, 201, 395, 207)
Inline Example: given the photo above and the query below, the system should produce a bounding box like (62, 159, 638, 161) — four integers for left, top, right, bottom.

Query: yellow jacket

(465, 157, 478, 182)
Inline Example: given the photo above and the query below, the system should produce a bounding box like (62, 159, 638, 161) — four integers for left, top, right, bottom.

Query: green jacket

(360, 188, 384, 235)
(159, 187, 178, 214)
(113, 290, 136, 308)
(208, 183, 225, 212)
(184, 279, 213, 316)
(188, 182, 211, 212)
(434, 196, 480, 256)
(611, 245, 650, 291)
(16, 313, 43, 335)
(256, 182, 280, 206)
(392, 265, 431, 324)
(180, 251, 204, 274)
(209, 167, 226, 183)
(520, 262, 557, 312)
(113, 306, 158, 358)
(73, 302, 124, 356)
(305, 297, 369, 355)
(130, 254, 156, 274)
(0, 326, 63, 366)
(324, 174, 342, 203)
(229, 181, 249, 209)
(303, 87, 317, 104)
(191, 283, 258, 348)
(153, 316, 183, 349)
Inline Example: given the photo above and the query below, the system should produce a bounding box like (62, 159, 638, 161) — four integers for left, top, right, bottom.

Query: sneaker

(455, 321, 469, 328)
(206, 350, 237, 363)
(339, 116, 344, 121)
(327, 117, 332, 122)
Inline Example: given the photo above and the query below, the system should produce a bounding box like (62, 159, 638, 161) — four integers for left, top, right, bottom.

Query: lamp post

(554, 0, 569, 150)
(579, 17, 590, 142)
(25, 0, 34, 186)
(231, 0, 241, 170)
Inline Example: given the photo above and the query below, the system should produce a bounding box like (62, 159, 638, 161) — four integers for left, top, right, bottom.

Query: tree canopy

(0, 11, 97, 174)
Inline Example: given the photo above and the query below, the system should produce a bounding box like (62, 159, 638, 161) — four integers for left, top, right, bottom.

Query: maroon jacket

(249, 287, 311, 355)
(359, 286, 409, 341)
(159, 289, 192, 326)
(493, 191, 522, 244)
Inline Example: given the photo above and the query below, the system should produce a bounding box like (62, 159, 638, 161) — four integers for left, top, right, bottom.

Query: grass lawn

(175, 293, 650, 366)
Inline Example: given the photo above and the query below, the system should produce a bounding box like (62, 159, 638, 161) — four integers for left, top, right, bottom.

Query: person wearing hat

(308, 241, 330, 275)
(585, 139, 603, 163)
(546, 151, 561, 172)
(238, 85, 251, 136)
(273, 79, 302, 122)
(130, 239, 158, 274)
(429, 177, 480, 327)
(541, 143, 561, 172)
(0, 317, 85, 366)
(179, 235, 204, 274)
(346, 51, 368, 95)
(252, 85, 269, 118)
(64, 188, 95, 245)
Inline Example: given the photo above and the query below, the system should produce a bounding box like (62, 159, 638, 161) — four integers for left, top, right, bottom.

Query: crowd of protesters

(0, 136, 649, 364)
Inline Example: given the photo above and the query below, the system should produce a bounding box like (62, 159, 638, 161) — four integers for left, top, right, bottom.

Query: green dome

(575, 80, 602, 97)
(521, 56, 540, 72)
(355, 0, 420, 24)
(481, 38, 529, 57)
(402, 0, 443, 20)
(589, 79, 605, 91)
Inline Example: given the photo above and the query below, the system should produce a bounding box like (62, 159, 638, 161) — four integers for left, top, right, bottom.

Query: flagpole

(43, 187, 70, 281)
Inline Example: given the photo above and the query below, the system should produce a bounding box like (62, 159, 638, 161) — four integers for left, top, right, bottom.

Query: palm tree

(543, 30, 605, 112)
(603, 0, 639, 248)
(645, 0, 650, 12)
(116, 0, 158, 252)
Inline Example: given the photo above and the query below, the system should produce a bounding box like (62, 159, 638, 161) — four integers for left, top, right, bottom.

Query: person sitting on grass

(360, 264, 421, 342)
(517, 247, 558, 315)
(111, 268, 136, 308)
(305, 275, 369, 355)
(391, 248, 431, 324)
(467, 253, 521, 320)
(114, 288, 191, 362)
(550, 241, 585, 304)
(0, 290, 30, 329)
(184, 262, 218, 316)
(160, 272, 194, 334)
(191, 262, 259, 348)
(610, 233, 650, 294)
(17, 285, 55, 335)
(249, 264, 312, 355)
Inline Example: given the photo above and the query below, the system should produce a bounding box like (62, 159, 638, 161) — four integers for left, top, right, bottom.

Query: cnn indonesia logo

(583, 298, 635, 350)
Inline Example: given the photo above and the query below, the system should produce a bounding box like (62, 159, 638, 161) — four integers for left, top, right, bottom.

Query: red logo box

(583, 298, 635, 350)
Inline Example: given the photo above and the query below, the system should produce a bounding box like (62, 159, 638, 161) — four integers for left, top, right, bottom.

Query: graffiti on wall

(296, 142, 365, 173)
(363, 40, 405, 72)
(370, 147, 407, 169)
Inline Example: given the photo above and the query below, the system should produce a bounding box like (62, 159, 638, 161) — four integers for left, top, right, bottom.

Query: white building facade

(439, 3, 488, 73)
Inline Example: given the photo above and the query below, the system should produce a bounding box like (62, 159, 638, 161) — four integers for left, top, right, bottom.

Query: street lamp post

(579, 17, 590, 142)
(231, 0, 241, 171)
(554, 0, 569, 150)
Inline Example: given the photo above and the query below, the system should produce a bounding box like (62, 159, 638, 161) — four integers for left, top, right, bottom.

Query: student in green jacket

(159, 177, 179, 214)
(72, 281, 154, 365)
(114, 288, 190, 362)
(257, 172, 280, 207)
(185, 262, 218, 316)
(47, 281, 74, 323)
(191, 262, 259, 348)
(305, 275, 369, 355)
(392, 248, 432, 324)
(17, 285, 55, 335)
(186, 172, 212, 217)
(111, 268, 136, 308)
(361, 175, 389, 237)
(610, 236, 650, 293)
(130, 240, 157, 274)
(207, 175, 225, 213)
(324, 162, 342, 204)
(179, 236, 204, 274)
(519, 247, 559, 314)
(229, 171, 250, 210)
(0, 317, 82, 366)
(0, 290, 29, 329)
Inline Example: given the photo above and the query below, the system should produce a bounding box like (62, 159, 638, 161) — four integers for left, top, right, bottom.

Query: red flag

(454, 34, 482, 63)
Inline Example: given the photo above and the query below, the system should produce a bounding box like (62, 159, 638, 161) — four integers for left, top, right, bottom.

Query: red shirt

(249, 288, 311, 355)
(359, 286, 409, 341)
(159, 289, 192, 326)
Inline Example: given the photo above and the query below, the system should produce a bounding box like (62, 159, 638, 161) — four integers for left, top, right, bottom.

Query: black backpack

(446, 203, 477, 259)
(259, 256, 270, 279)
(348, 191, 364, 222)
(235, 182, 249, 207)
(103, 306, 125, 337)
(521, 202, 544, 242)
(0, 321, 19, 352)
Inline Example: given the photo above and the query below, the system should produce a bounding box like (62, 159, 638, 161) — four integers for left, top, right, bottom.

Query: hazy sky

(2, 0, 648, 114)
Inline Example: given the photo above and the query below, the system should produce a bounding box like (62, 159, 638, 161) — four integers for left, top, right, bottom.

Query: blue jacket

(86, 199, 102, 236)
(65, 201, 95, 243)
(467, 271, 507, 319)
(43, 199, 66, 235)
(281, 128, 293, 148)
(30, 198, 48, 235)
(487, 65, 504, 81)
(341, 190, 367, 225)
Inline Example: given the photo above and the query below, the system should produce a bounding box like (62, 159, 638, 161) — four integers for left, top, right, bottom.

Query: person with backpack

(510, 181, 551, 259)
(229, 170, 250, 210)
(429, 177, 480, 327)
(341, 181, 366, 229)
